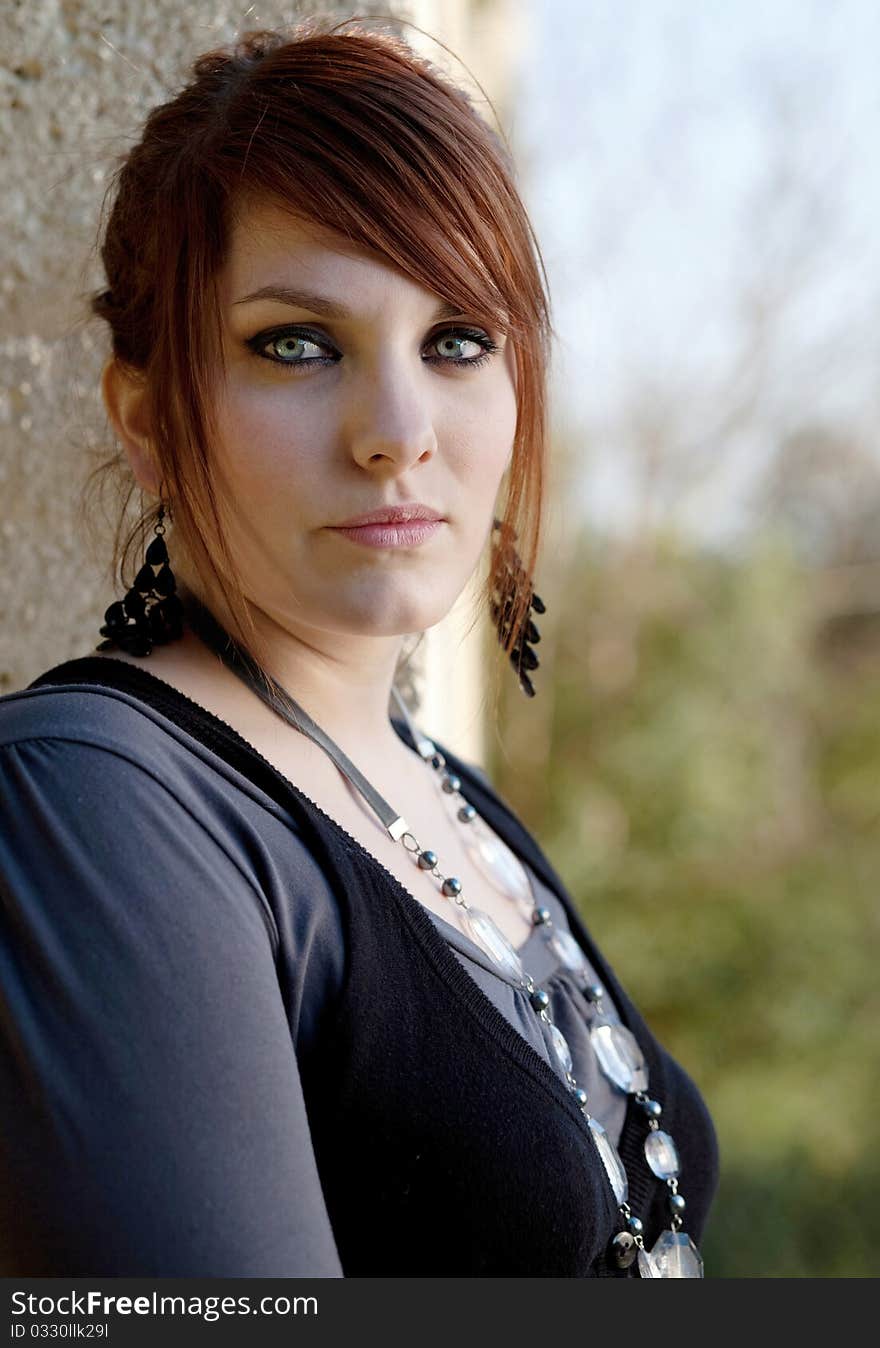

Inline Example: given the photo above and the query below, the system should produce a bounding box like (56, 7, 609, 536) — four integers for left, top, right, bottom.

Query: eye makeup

(243, 323, 502, 375)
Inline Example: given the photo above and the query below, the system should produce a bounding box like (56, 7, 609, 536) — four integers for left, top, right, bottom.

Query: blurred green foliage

(487, 528, 880, 1277)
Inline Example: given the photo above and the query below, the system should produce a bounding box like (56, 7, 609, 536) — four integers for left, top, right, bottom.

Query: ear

(101, 356, 161, 497)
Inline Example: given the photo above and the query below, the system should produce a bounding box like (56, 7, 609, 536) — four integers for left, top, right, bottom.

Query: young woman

(0, 20, 718, 1277)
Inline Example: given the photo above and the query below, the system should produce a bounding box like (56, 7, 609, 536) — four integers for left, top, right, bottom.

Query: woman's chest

(253, 728, 536, 954)
(91, 650, 535, 952)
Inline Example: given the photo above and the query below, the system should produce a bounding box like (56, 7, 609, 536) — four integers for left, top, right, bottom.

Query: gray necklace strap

(179, 591, 432, 842)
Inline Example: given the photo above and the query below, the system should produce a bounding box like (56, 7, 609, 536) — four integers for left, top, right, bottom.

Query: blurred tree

(485, 24, 880, 1277)
(486, 528, 880, 1276)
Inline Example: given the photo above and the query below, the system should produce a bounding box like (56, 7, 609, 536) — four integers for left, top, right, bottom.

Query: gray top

(427, 889, 627, 1147)
(0, 674, 627, 1276)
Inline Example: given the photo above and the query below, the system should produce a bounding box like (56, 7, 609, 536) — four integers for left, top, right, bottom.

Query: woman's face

(204, 197, 518, 644)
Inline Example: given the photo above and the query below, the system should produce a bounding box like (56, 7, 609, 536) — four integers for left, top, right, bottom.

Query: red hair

(83, 16, 554, 709)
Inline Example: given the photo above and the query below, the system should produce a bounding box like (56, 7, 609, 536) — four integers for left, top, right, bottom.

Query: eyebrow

(231, 283, 465, 325)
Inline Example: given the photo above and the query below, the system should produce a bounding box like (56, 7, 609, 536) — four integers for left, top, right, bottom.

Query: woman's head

(88, 17, 553, 702)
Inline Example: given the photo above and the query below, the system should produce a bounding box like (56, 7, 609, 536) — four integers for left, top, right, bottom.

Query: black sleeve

(0, 736, 344, 1276)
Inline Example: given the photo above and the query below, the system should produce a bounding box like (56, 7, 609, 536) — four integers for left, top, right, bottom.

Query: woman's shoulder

(0, 658, 349, 1005)
(0, 671, 254, 835)
(0, 655, 335, 904)
(1, 666, 174, 753)
(0, 657, 298, 823)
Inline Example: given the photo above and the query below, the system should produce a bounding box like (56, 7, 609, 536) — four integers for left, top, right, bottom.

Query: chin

(335, 591, 454, 637)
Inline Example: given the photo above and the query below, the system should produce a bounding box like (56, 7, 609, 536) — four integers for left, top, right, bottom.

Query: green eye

(425, 329, 500, 368)
(245, 324, 501, 375)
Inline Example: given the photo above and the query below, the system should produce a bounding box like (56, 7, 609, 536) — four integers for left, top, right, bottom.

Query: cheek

(211, 378, 327, 496)
(448, 385, 517, 485)
(487, 355, 519, 473)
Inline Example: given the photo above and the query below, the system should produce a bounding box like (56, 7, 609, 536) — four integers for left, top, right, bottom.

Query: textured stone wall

(0, 0, 526, 758)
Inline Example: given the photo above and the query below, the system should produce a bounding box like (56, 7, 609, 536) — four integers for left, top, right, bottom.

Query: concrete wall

(0, 0, 528, 762)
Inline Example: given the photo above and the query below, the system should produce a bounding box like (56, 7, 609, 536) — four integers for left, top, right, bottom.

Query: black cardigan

(3, 657, 719, 1276)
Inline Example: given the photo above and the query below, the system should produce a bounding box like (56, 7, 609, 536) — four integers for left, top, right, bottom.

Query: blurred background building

(2, 0, 878, 1277)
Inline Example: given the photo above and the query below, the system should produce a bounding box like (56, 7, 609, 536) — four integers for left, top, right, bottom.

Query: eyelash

(245, 324, 501, 375)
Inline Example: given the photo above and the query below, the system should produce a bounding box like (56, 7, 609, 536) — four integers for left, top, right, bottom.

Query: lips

(331, 504, 444, 527)
(329, 518, 444, 548)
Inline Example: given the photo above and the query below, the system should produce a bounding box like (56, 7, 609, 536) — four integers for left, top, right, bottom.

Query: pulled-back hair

(83, 15, 554, 707)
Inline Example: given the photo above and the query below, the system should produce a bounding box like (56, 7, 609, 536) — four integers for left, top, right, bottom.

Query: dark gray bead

(457, 804, 476, 823)
(668, 1193, 686, 1215)
(529, 988, 550, 1013)
(417, 850, 437, 870)
(441, 877, 462, 896)
(626, 1215, 644, 1236)
(531, 906, 552, 926)
(572, 1087, 589, 1108)
(640, 1098, 663, 1119)
(441, 774, 461, 793)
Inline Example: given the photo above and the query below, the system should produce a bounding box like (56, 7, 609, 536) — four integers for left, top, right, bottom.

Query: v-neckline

(24, 654, 667, 1265)
(33, 657, 540, 969)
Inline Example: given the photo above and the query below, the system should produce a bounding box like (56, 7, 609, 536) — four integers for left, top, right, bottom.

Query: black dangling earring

(96, 501, 184, 657)
(489, 516, 546, 698)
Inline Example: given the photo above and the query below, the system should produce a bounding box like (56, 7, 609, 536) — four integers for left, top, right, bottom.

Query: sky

(510, 0, 880, 542)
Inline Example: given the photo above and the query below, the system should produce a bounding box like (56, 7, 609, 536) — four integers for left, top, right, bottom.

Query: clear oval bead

(590, 1021, 649, 1093)
(458, 814, 533, 907)
(588, 1117, 628, 1205)
(637, 1246, 661, 1278)
(644, 1129, 680, 1180)
(459, 907, 525, 980)
(547, 927, 589, 976)
(547, 1020, 573, 1076)
(649, 1230, 704, 1278)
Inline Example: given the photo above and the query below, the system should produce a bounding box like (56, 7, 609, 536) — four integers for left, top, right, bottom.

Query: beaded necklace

(180, 591, 703, 1278)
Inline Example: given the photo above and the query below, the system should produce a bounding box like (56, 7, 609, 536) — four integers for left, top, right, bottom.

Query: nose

(347, 362, 438, 472)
